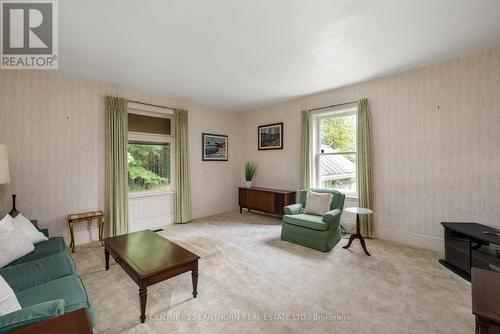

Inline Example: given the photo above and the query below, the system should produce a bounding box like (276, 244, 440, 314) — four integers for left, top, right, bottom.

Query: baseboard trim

(62, 228, 99, 248)
(129, 214, 174, 232)
(62, 215, 174, 247)
(376, 226, 444, 252)
(192, 204, 239, 220)
(62, 206, 238, 247)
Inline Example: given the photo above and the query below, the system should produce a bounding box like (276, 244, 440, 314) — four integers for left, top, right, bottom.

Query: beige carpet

(73, 211, 473, 334)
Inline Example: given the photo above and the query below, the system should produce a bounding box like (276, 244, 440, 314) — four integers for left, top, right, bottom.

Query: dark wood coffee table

(104, 230, 200, 323)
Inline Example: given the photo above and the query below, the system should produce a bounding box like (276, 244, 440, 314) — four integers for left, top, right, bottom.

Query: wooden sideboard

(238, 187, 296, 217)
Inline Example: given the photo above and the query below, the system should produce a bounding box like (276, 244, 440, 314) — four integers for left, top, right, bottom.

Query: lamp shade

(0, 144, 10, 184)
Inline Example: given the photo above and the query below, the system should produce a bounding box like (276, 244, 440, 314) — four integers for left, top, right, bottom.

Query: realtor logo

(1, 0, 58, 69)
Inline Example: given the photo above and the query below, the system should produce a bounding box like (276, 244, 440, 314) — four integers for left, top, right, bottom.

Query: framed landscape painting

(258, 122, 283, 150)
(202, 133, 228, 161)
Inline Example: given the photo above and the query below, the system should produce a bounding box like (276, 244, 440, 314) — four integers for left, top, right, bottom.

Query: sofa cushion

(283, 214, 328, 231)
(0, 252, 76, 293)
(15, 275, 95, 326)
(6, 237, 67, 267)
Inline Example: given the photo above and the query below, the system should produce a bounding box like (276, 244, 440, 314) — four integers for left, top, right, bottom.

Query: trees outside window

(314, 109, 357, 196)
(320, 115, 356, 153)
(128, 143, 170, 192)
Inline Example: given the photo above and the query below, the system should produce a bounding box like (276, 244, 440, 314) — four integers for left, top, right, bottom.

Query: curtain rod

(309, 100, 357, 112)
(128, 99, 358, 113)
(127, 99, 177, 111)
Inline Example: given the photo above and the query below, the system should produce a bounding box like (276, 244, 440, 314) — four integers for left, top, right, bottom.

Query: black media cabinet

(440, 222, 500, 281)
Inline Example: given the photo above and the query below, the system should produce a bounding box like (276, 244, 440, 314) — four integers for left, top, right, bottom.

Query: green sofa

(281, 189, 345, 252)
(0, 222, 95, 333)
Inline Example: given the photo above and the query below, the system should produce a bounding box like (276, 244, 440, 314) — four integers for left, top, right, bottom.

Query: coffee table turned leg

(192, 267, 199, 298)
(104, 248, 110, 271)
(139, 287, 147, 323)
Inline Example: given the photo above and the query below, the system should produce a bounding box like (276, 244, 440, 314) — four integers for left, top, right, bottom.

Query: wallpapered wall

(242, 48, 500, 251)
(0, 70, 243, 243)
(0, 48, 498, 251)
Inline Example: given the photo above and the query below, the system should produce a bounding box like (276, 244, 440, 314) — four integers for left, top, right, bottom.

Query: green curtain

(175, 109, 192, 223)
(104, 96, 129, 237)
(300, 110, 311, 189)
(357, 99, 374, 238)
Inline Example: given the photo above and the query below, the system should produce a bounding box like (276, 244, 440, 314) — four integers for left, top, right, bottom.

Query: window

(128, 142, 170, 192)
(127, 110, 174, 195)
(313, 106, 357, 196)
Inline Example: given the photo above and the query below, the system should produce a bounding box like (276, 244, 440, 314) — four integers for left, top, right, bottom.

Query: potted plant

(244, 162, 257, 188)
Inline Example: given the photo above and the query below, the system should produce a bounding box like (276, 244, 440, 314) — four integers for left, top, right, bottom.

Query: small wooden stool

(68, 211, 105, 253)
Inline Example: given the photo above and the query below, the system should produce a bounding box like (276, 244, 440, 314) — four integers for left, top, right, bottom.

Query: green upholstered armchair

(281, 189, 345, 252)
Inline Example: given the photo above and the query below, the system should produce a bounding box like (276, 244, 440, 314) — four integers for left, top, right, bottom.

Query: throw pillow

(303, 191, 333, 216)
(0, 275, 21, 315)
(15, 214, 48, 244)
(0, 215, 35, 268)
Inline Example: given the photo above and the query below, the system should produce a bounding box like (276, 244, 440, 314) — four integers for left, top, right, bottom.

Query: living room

(0, 1, 499, 333)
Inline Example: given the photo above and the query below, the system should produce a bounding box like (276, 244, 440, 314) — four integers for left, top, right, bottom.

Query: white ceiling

(57, 0, 500, 111)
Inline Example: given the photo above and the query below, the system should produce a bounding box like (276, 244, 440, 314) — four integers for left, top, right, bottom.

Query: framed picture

(258, 122, 283, 150)
(202, 133, 228, 161)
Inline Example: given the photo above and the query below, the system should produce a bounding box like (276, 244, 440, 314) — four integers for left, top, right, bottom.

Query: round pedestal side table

(342, 207, 373, 256)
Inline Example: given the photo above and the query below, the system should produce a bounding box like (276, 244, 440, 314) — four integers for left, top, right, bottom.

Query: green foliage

(321, 116, 356, 152)
(128, 143, 170, 192)
(245, 161, 257, 181)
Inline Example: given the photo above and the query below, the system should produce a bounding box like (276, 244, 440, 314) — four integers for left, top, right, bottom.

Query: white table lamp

(0, 144, 10, 185)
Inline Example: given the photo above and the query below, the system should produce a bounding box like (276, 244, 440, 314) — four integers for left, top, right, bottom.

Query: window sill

(128, 191, 174, 199)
